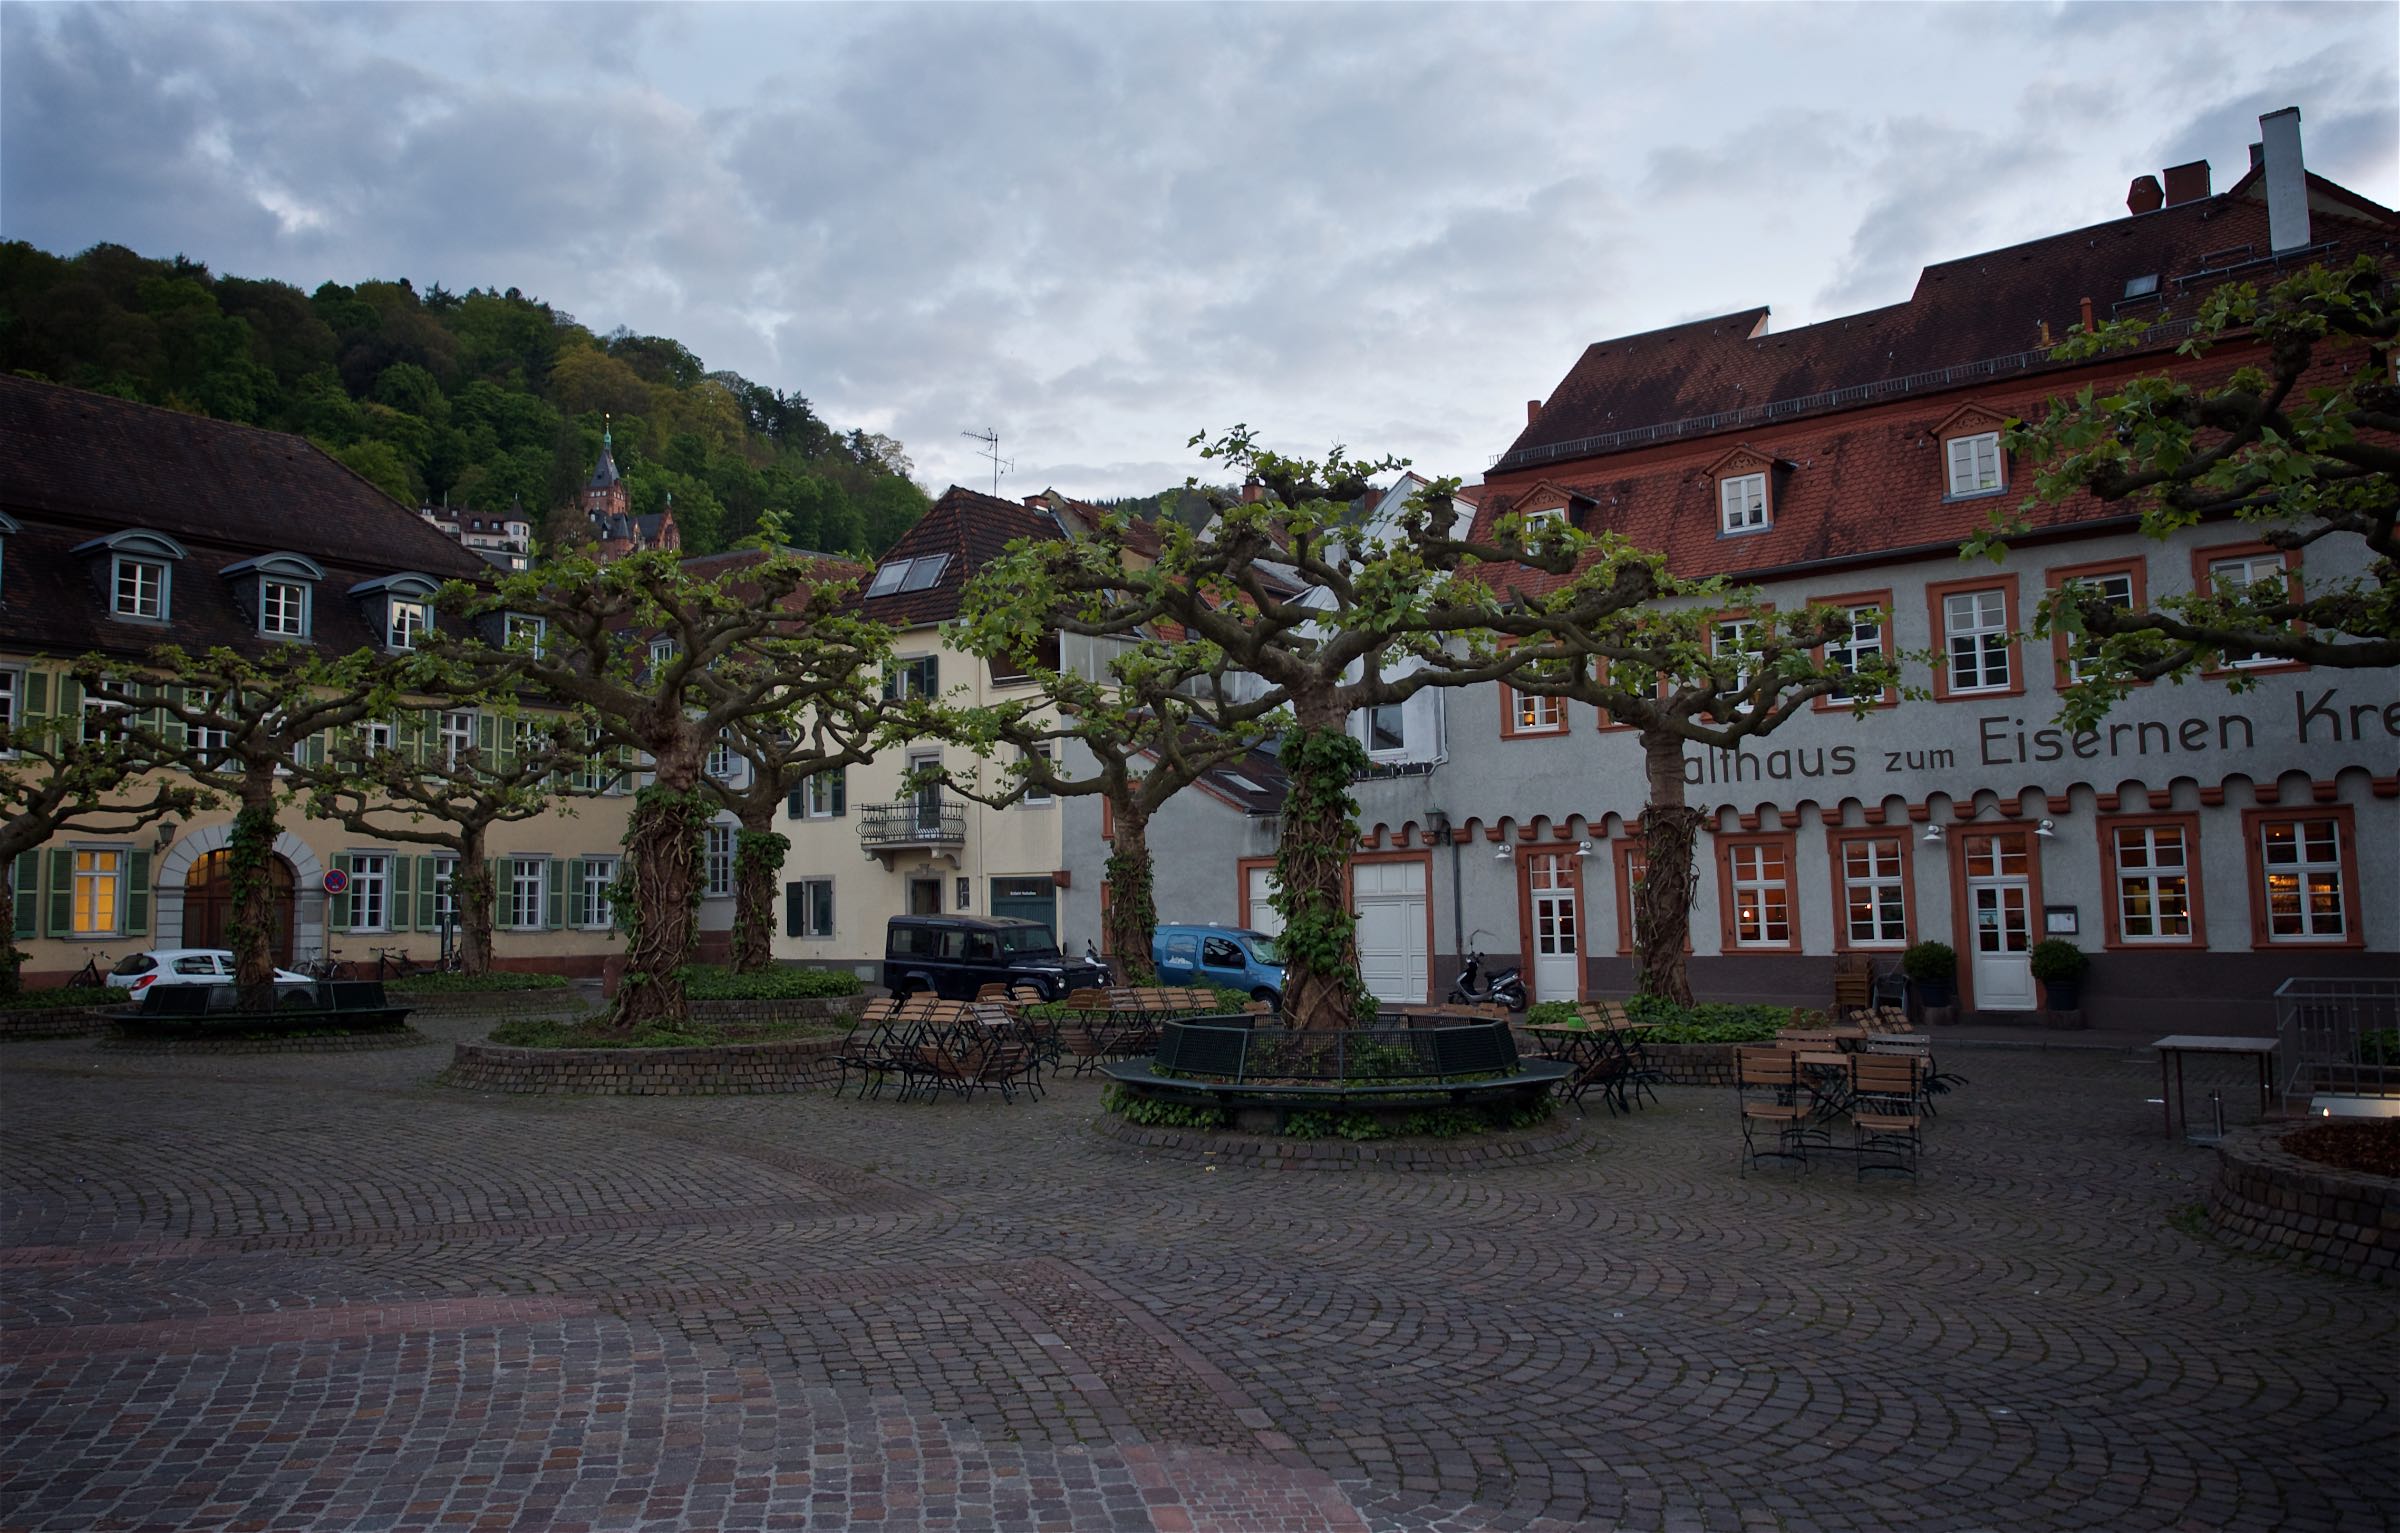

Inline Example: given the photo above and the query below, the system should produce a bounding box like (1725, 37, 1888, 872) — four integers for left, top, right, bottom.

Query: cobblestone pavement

(2, 1025, 2392, 1532)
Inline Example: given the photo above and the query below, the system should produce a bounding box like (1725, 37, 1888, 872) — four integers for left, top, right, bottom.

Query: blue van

(1152, 924, 1284, 1005)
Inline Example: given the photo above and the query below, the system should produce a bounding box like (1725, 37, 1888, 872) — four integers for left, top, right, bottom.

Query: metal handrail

(857, 799, 966, 846)
(2273, 976, 2400, 1108)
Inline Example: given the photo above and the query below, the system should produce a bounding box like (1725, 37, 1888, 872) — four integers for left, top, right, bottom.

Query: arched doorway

(183, 850, 298, 964)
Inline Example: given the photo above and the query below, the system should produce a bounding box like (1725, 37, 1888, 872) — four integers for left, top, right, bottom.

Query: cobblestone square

(2, 1023, 2392, 1532)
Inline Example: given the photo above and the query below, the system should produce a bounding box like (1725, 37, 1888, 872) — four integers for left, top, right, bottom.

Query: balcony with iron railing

(858, 798, 967, 859)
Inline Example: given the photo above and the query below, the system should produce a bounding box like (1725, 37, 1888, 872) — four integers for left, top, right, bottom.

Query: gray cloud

(5, 1, 2394, 497)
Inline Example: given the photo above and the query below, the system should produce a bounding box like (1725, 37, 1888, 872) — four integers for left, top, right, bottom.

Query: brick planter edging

(440, 1033, 846, 1095)
(687, 995, 865, 1025)
(1091, 1110, 1589, 1170)
(394, 990, 593, 1019)
(98, 1027, 434, 1056)
(0, 1007, 115, 1042)
(2205, 1122, 2398, 1286)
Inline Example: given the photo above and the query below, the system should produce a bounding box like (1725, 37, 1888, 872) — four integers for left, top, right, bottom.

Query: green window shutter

(785, 882, 804, 938)
(788, 784, 806, 819)
(45, 847, 72, 937)
(12, 850, 39, 940)
(927, 656, 939, 695)
(565, 859, 585, 928)
(488, 859, 506, 923)
(406, 711, 430, 766)
(159, 685, 188, 750)
(415, 856, 438, 930)
(832, 768, 847, 816)
(58, 678, 84, 740)
(545, 858, 565, 931)
(22, 670, 48, 718)
(390, 856, 412, 932)
(329, 853, 353, 933)
(124, 850, 151, 936)
(301, 731, 325, 769)
(476, 713, 496, 759)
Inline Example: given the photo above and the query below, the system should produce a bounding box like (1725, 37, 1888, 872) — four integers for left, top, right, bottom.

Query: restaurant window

(1719, 836, 1795, 950)
(1836, 833, 1908, 947)
(1503, 683, 1565, 737)
(2107, 819, 2197, 944)
(2054, 567, 2139, 685)
(1943, 588, 2010, 693)
(2253, 814, 2348, 943)
(2205, 551, 2295, 669)
(72, 847, 126, 936)
(1824, 603, 1886, 696)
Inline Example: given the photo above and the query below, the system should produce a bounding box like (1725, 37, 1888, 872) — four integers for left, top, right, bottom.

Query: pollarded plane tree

(704, 682, 883, 974)
(77, 644, 404, 992)
(1973, 255, 2398, 730)
(300, 693, 612, 976)
(914, 608, 1285, 983)
(0, 677, 202, 998)
(432, 549, 888, 1028)
(1491, 570, 1903, 1006)
(975, 428, 1665, 1031)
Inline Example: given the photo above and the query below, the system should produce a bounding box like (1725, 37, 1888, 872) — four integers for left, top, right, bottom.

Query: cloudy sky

(4, 2, 2394, 498)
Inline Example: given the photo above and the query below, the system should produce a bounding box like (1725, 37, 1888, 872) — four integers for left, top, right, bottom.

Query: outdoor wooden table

(1795, 1050, 1855, 1119)
(2151, 1034, 2279, 1138)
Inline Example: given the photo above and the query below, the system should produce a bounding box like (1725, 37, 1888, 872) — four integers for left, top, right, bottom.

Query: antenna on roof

(962, 427, 1013, 496)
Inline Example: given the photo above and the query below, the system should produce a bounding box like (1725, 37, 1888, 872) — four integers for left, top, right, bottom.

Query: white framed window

(438, 710, 476, 766)
(508, 856, 546, 931)
(1021, 745, 1053, 806)
(2113, 824, 2193, 942)
(789, 877, 835, 939)
(186, 690, 231, 766)
(649, 636, 676, 670)
(430, 855, 458, 931)
(2208, 554, 2289, 668)
(112, 556, 167, 619)
(1826, 605, 1884, 688)
(704, 824, 734, 898)
(350, 853, 391, 933)
(387, 599, 429, 650)
(1943, 589, 2011, 693)
(82, 693, 125, 747)
(72, 847, 126, 936)
(706, 740, 736, 781)
(1364, 703, 1406, 755)
(1718, 473, 1767, 534)
(803, 770, 844, 818)
(260, 578, 309, 638)
(578, 857, 617, 929)
(2260, 818, 2345, 941)
(1713, 618, 1762, 701)
(360, 720, 395, 756)
(886, 655, 940, 701)
(1945, 432, 2004, 496)
(1726, 842, 1792, 948)
(0, 667, 19, 755)
(1840, 836, 1907, 946)
(1510, 687, 1564, 734)
(2063, 572, 2137, 684)
(509, 717, 544, 759)
(504, 613, 545, 652)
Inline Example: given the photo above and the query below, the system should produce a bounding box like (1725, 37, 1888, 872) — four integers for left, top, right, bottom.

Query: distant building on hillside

(416, 501, 533, 572)
(581, 423, 679, 561)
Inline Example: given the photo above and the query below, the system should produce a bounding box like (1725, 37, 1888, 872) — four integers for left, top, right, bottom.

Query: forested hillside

(0, 241, 930, 558)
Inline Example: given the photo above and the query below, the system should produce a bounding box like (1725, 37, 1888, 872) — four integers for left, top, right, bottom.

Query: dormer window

(505, 613, 545, 652)
(349, 573, 441, 653)
(1946, 433, 2004, 497)
(1719, 474, 1767, 533)
(74, 530, 189, 624)
(222, 553, 325, 641)
(649, 637, 676, 669)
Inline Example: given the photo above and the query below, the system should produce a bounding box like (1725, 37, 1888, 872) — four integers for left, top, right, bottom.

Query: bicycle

(291, 948, 358, 981)
(369, 946, 434, 982)
(67, 947, 114, 989)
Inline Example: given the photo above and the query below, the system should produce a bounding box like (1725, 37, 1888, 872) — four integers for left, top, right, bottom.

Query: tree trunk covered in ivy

(1636, 729, 1699, 1007)
(227, 781, 282, 998)
(1274, 715, 1367, 1032)
(1103, 800, 1158, 985)
(452, 823, 495, 977)
(611, 737, 709, 1030)
(0, 866, 21, 1000)
(731, 820, 787, 974)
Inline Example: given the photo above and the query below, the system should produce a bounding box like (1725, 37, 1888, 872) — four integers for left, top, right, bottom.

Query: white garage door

(1246, 866, 1284, 940)
(1353, 859, 1428, 1005)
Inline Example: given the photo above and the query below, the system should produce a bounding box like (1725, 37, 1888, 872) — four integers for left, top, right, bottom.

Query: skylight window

(1221, 773, 1264, 793)
(2122, 273, 2160, 299)
(866, 560, 911, 597)
(897, 554, 950, 593)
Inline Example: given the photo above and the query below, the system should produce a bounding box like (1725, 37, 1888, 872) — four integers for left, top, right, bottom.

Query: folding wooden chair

(1737, 1047, 1814, 1175)
(1850, 1053, 1926, 1180)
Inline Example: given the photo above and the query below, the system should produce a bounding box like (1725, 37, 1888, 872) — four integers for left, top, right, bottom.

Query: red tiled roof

(857, 486, 1067, 629)
(1500, 172, 2398, 472)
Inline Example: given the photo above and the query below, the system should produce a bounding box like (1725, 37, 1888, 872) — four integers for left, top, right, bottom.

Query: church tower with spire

(579, 418, 681, 561)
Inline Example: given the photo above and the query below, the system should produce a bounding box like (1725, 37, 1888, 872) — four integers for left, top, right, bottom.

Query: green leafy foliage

(1100, 1084, 1227, 1129)
(487, 1014, 847, 1049)
(0, 241, 930, 557)
(1902, 942, 1958, 983)
(1, 986, 118, 1010)
(2027, 939, 2089, 983)
(386, 971, 570, 993)
(1528, 996, 1787, 1044)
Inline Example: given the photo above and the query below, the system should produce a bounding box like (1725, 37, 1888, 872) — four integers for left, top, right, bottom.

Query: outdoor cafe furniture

(2150, 1034, 2280, 1139)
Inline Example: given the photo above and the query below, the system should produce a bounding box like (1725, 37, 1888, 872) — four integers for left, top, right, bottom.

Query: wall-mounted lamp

(1493, 842, 1516, 861)
(1575, 840, 1595, 858)
(153, 818, 179, 854)
(2035, 818, 2056, 839)
(1922, 823, 1946, 845)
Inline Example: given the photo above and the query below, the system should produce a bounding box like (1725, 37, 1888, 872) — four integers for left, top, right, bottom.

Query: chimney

(2260, 107, 2310, 252)
(2126, 175, 2165, 215)
(1241, 477, 1262, 505)
(1527, 399, 1543, 426)
(2160, 160, 2211, 207)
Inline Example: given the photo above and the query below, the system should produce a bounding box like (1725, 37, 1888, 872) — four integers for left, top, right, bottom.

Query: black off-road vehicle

(881, 916, 1108, 1001)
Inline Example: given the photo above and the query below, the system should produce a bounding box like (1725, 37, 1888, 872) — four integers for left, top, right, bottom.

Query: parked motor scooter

(1447, 949, 1528, 1012)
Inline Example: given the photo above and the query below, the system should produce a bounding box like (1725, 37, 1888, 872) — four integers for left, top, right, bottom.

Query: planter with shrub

(1902, 942, 1957, 1010)
(2028, 939, 2090, 1013)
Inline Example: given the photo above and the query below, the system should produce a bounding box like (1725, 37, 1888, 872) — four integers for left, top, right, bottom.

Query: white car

(107, 949, 314, 996)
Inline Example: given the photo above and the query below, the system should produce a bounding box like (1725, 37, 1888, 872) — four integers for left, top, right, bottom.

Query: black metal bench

(1102, 1018, 1569, 1121)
